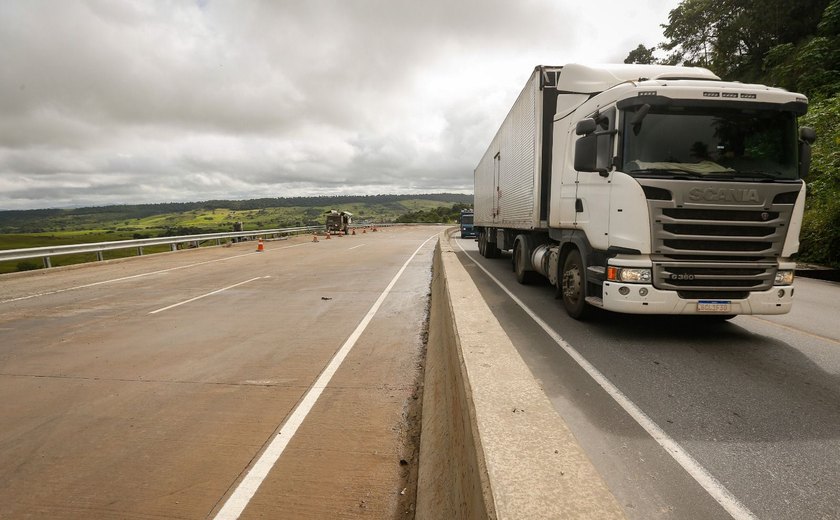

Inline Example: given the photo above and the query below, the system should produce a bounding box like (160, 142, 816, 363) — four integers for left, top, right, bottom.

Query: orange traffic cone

(325, 232, 331, 240)
(256, 238, 264, 252)
(352, 229, 356, 235)
(312, 233, 319, 242)
(362, 228, 366, 234)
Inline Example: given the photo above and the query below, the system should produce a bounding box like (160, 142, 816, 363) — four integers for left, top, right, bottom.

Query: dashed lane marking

(0, 243, 308, 304)
(148, 276, 269, 315)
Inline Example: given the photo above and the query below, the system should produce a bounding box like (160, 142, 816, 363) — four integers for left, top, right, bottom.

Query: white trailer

(474, 64, 815, 319)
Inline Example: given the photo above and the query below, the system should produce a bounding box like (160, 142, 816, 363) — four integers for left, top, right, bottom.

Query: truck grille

(641, 180, 801, 294)
(655, 260, 776, 290)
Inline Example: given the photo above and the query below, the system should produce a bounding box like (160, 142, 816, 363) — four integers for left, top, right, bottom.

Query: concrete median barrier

(416, 230, 625, 519)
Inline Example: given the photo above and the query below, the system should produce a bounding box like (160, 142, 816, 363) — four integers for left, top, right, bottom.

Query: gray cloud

(0, 0, 680, 209)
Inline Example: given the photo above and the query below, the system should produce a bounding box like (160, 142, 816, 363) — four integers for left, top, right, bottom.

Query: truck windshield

(621, 105, 799, 180)
(461, 215, 473, 225)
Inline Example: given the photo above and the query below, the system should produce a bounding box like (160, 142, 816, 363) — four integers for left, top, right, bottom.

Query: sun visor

(555, 63, 720, 94)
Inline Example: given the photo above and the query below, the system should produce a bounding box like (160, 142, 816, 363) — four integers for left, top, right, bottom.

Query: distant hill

(0, 193, 474, 234)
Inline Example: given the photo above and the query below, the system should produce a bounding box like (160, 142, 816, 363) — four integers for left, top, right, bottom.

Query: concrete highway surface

(4, 224, 838, 520)
(454, 237, 840, 520)
(0, 226, 439, 519)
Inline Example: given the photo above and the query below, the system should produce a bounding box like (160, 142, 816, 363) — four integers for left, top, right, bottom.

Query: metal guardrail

(0, 226, 324, 268)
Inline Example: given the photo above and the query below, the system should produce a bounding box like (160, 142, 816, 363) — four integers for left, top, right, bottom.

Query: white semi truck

(474, 64, 816, 319)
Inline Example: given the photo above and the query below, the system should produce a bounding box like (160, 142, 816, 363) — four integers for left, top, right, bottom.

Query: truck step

(585, 296, 604, 308)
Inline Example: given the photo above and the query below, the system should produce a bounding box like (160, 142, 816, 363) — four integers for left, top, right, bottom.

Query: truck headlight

(607, 267, 652, 283)
(774, 270, 794, 285)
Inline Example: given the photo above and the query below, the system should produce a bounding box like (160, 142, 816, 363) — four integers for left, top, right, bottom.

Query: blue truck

(460, 209, 476, 238)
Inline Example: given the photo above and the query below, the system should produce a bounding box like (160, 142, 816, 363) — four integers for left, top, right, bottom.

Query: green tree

(799, 96, 840, 266)
(660, 0, 830, 82)
(763, 0, 840, 99)
(395, 204, 471, 224)
(624, 44, 657, 64)
(626, 0, 840, 266)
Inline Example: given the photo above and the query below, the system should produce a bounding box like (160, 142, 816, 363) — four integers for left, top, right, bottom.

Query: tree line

(625, 0, 839, 267)
(395, 204, 472, 224)
(0, 193, 473, 233)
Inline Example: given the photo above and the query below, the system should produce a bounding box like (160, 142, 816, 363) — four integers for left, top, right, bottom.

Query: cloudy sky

(0, 0, 681, 210)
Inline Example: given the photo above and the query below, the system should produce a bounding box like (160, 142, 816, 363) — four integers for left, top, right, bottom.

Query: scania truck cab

(474, 64, 815, 319)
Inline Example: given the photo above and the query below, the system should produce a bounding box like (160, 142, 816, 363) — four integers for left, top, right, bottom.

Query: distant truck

(474, 64, 815, 319)
(325, 210, 352, 234)
(460, 209, 476, 238)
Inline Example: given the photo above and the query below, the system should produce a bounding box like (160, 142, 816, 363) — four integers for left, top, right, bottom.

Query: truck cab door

(574, 107, 615, 251)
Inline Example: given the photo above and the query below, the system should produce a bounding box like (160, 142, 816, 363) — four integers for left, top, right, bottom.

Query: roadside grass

(0, 198, 459, 274)
(0, 232, 211, 274)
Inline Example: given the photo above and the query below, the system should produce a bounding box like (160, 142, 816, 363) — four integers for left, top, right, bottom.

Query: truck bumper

(601, 282, 794, 315)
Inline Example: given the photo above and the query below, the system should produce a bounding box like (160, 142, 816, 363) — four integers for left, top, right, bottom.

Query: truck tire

(513, 240, 538, 284)
(486, 235, 500, 259)
(561, 248, 590, 319)
(479, 230, 500, 259)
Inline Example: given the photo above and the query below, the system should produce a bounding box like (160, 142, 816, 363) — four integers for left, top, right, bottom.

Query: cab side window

(594, 107, 616, 171)
(574, 106, 617, 174)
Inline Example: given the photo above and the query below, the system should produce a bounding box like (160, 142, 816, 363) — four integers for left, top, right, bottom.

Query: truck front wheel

(561, 249, 590, 319)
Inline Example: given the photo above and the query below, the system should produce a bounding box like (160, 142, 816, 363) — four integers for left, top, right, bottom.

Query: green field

(0, 231, 194, 274)
(0, 194, 472, 274)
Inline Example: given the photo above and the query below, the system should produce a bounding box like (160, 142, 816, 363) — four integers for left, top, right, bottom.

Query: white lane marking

(149, 276, 268, 315)
(456, 239, 758, 520)
(0, 243, 308, 305)
(213, 233, 437, 520)
(347, 244, 366, 250)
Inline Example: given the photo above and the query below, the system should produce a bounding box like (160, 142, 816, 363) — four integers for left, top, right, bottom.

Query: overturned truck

(325, 210, 352, 235)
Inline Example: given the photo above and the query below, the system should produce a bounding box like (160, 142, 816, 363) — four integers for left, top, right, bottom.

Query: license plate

(697, 300, 731, 313)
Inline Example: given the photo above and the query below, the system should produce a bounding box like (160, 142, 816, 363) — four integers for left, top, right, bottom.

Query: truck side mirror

(575, 133, 598, 171)
(576, 118, 597, 136)
(575, 129, 616, 175)
(798, 126, 816, 179)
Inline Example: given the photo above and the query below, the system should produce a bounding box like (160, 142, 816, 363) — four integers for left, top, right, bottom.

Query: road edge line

(212, 233, 437, 519)
(456, 237, 758, 520)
